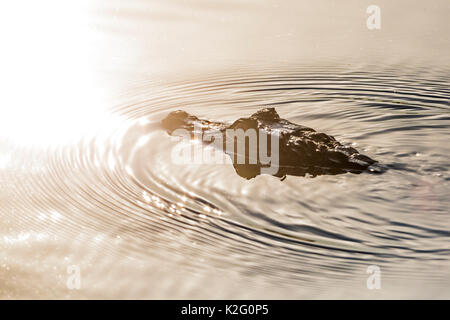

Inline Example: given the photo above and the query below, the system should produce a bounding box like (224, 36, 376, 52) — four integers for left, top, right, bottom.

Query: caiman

(161, 108, 379, 179)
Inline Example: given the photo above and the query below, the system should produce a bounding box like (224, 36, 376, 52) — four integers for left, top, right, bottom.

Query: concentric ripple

(1, 65, 449, 298)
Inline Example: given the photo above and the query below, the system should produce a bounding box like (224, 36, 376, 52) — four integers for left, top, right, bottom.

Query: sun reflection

(49, 210, 62, 222)
(142, 192, 151, 202)
(2, 232, 48, 245)
(0, 153, 11, 169)
(137, 135, 150, 147)
(0, 0, 121, 147)
(125, 166, 134, 176)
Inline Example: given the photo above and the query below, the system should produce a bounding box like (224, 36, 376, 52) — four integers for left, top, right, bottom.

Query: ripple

(1, 64, 449, 296)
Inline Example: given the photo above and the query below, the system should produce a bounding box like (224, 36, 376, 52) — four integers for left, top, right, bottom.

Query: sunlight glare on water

(0, 1, 122, 147)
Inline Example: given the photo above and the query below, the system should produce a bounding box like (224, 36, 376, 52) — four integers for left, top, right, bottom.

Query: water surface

(0, 0, 449, 298)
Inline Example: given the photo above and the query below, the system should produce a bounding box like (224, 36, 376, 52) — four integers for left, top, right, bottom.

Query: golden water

(0, 0, 449, 298)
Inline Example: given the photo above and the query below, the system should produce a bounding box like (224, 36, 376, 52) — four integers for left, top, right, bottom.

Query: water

(0, 0, 449, 298)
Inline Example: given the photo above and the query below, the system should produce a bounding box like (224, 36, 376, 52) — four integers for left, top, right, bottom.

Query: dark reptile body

(162, 108, 378, 179)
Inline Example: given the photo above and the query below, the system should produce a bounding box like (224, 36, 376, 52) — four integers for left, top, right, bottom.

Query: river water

(0, 0, 449, 298)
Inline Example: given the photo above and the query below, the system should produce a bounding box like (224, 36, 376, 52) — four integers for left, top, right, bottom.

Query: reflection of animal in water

(162, 108, 380, 179)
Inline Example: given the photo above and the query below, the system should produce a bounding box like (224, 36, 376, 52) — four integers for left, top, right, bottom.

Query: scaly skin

(162, 108, 378, 179)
